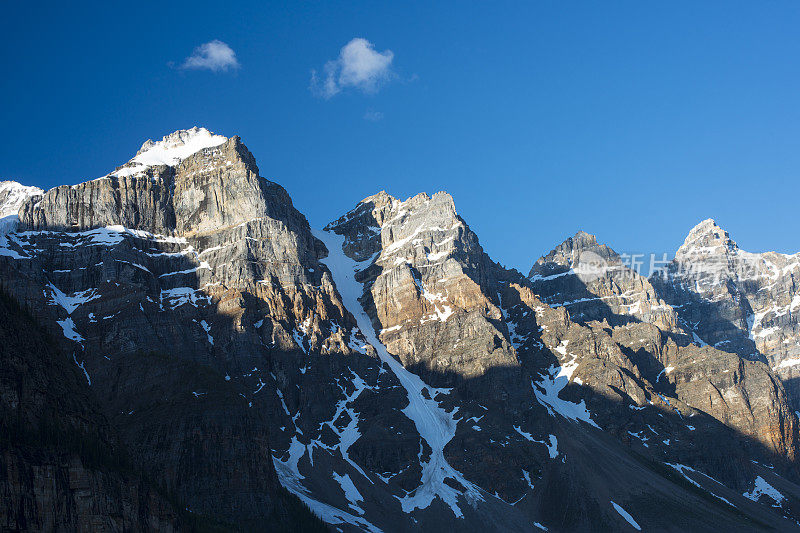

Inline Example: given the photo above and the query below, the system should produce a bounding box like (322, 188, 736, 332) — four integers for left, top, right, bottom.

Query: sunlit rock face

(529, 230, 679, 331)
(652, 219, 800, 407)
(323, 191, 555, 518)
(527, 228, 798, 461)
(3, 129, 800, 531)
(326, 190, 519, 383)
(21, 128, 296, 236)
(324, 190, 800, 529)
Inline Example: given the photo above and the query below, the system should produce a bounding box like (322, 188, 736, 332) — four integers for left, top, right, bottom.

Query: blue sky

(2, 1, 799, 272)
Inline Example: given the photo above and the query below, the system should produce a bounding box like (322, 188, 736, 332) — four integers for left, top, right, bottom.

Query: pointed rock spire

(529, 230, 619, 277)
(676, 218, 738, 259)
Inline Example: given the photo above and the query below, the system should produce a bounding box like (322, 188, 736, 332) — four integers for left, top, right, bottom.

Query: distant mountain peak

(569, 230, 601, 249)
(686, 218, 725, 238)
(677, 218, 737, 258)
(531, 230, 617, 274)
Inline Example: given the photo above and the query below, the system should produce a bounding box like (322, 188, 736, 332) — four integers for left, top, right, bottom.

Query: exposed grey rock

(2, 128, 390, 529)
(19, 130, 290, 238)
(529, 230, 679, 330)
(325, 190, 800, 530)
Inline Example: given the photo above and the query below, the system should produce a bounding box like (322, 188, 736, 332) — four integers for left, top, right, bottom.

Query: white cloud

(363, 110, 384, 121)
(181, 40, 240, 72)
(312, 38, 394, 98)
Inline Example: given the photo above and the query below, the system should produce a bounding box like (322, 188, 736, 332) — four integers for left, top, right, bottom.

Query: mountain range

(1, 128, 800, 532)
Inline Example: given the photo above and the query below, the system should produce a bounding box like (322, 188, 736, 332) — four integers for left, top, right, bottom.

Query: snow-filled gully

(315, 229, 483, 518)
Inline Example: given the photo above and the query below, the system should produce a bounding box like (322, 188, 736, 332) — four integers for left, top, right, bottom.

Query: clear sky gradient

(2, 1, 799, 273)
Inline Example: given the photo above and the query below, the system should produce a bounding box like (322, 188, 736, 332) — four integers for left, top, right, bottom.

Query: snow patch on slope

(333, 472, 366, 515)
(57, 318, 84, 343)
(273, 438, 382, 532)
(610, 501, 641, 531)
(0, 181, 43, 218)
(532, 347, 599, 428)
(743, 476, 786, 507)
(312, 368, 375, 481)
(666, 463, 736, 507)
(46, 283, 99, 314)
(316, 229, 484, 518)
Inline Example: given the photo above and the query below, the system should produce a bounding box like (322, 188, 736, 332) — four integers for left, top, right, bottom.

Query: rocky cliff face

(529, 230, 679, 330)
(20, 127, 283, 237)
(3, 129, 800, 531)
(652, 219, 800, 407)
(326, 190, 518, 384)
(0, 128, 347, 529)
(0, 289, 179, 532)
(322, 191, 552, 517)
(528, 230, 798, 465)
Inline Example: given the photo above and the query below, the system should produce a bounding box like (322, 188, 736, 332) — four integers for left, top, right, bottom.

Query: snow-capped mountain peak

(110, 127, 228, 178)
(0, 180, 43, 218)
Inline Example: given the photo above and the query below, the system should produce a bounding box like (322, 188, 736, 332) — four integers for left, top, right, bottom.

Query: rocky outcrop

(529, 230, 679, 330)
(326, 191, 516, 383)
(324, 191, 554, 512)
(19, 128, 287, 237)
(324, 190, 800, 529)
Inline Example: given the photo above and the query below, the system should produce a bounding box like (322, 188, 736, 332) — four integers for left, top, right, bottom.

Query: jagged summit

(688, 217, 722, 234)
(654, 217, 800, 391)
(136, 126, 226, 155)
(529, 230, 617, 276)
(18, 128, 284, 237)
(561, 230, 603, 252)
(358, 190, 455, 212)
(110, 127, 228, 178)
(676, 218, 737, 257)
(528, 228, 680, 330)
(358, 189, 393, 205)
(326, 190, 458, 232)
